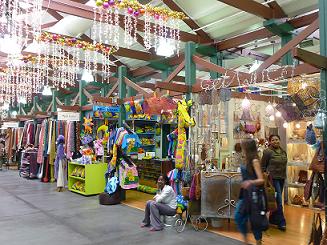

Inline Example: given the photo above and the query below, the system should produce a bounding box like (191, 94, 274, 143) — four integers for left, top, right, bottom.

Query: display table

(201, 171, 242, 219)
(68, 162, 107, 196)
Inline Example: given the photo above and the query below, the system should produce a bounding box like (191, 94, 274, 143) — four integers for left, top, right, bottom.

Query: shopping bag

(119, 160, 139, 189)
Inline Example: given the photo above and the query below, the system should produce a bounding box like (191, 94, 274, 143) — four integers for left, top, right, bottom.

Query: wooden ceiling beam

(106, 80, 119, 97)
(256, 18, 319, 72)
(46, 9, 64, 21)
(163, 61, 185, 83)
(124, 77, 151, 96)
(216, 11, 318, 51)
(267, 1, 287, 18)
(162, 0, 212, 43)
(292, 48, 327, 70)
(217, 0, 284, 19)
(41, 21, 59, 29)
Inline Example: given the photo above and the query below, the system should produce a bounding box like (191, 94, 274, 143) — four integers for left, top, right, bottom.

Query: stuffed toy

(83, 116, 94, 134)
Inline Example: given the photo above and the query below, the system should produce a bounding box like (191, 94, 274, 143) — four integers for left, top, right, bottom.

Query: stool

(160, 214, 178, 227)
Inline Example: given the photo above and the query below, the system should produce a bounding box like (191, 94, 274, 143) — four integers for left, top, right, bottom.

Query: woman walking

(235, 139, 265, 245)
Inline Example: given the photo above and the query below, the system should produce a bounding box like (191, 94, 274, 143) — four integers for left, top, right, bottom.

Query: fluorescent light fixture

(249, 60, 261, 73)
(81, 69, 94, 82)
(42, 86, 52, 96)
(156, 38, 175, 57)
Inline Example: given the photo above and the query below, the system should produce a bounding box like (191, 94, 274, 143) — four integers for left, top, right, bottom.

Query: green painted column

(33, 96, 39, 112)
(79, 80, 87, 122)
(64, 92, 71, 106)
(210, 52, 223, 79)
(162, 67, 173, 80)
(101, 84, 110, 97)
(281, 34, 293, 65)
(52, 90, 57, 112)
(118, 66, 127, 127)
(185, 42, 196, 101)
(319, 0, 327, 218)
(127, 78, 137, 98)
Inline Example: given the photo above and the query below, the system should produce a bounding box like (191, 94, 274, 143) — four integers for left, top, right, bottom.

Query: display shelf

(69, 175, 85, 181)
(126, 119, 157, 123)
(288, 161, 309, 167)
(68, 162, 107, 196)
(137, 132, 155, 135)
(287, 140, 307, 144)
(141, 144, 156, 147)
(70, 189, 86, 195)
(287, 182, 305, 188)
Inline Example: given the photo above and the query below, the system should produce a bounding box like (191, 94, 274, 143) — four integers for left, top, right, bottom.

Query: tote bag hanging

(119, 160, 139, 189)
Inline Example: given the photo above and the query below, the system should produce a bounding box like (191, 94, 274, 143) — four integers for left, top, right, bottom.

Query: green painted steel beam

(281, 33, 293, 66)
(162, 67, 173, 80)
(148, 60, 171, 71)
(185, 42, 196, 101)
(264, 19, 294, 36)
(118, 66, 127, 127)
(210, 52, 223, 79)
(197, 44, 218, 57)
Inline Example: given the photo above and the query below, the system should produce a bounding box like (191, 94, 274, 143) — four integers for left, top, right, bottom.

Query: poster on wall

(58, 111, 80, 121)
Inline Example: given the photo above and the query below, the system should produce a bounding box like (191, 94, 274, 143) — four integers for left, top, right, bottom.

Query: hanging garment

(37, 121, 46, 164)
(47, 121, 53, 155)
(54, 135, 66, 180)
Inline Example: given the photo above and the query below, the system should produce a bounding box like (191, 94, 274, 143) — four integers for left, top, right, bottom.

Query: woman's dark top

(261, 146, 287, 179)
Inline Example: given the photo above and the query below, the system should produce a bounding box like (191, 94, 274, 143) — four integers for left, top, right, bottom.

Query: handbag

(244, 123, 257, 134)
(291, 194, 303, 205)
(264, 173, 277, 212)
(309, 213, 322, 245)
(298, 170, 308, 184)
(321, 226, 327, 245)
(304, 172, 315, 201)
(249, 186, 269, 232)
(309, 143, 325, 173)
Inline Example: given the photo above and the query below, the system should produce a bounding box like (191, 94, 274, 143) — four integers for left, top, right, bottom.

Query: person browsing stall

(261, 134, 287, 231)
(141, 175, 177, 231)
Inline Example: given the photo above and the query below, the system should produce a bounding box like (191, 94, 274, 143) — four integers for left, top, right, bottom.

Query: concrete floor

(0, 170, 241, 245)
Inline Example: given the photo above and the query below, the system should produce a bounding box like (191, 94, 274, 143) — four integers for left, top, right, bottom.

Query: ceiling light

(275, 111, 282, 117)
(81, 69, 94, 83)
(241, 97, 250, 109)
(265, 103, 274, 115)
(301, 82, 308, 89)
(249, 60, 261, 73)
(292, 103, 296, 107)
(269, 115, 275, 121)
(156, 38, 175, 57)
(2, 103, 9, 111)
(18, 96, 27, 104)
(283, 122, 288, 128)
(11, 111, 17, 117)
(42, 86, 52, 96)
(295, 123, 301, 129)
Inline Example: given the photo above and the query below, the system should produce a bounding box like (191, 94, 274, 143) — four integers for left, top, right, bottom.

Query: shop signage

(58, 111, 80, 121)
(2, 122, 19, 128)
(93, 105, 120, 113)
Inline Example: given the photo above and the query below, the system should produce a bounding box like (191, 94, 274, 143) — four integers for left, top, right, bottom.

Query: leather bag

(309, 213, 322, 245)
(309, 143, 325, 173)
(304, 172, 315, 201)
(264, 173, 277, 212)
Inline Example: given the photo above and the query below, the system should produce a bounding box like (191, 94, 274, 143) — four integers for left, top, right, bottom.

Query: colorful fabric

(121, 134, 141, 153)
(37, 121, 46, 164)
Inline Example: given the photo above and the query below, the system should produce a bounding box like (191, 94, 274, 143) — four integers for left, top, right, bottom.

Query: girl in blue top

(235, 139, 265, 245)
